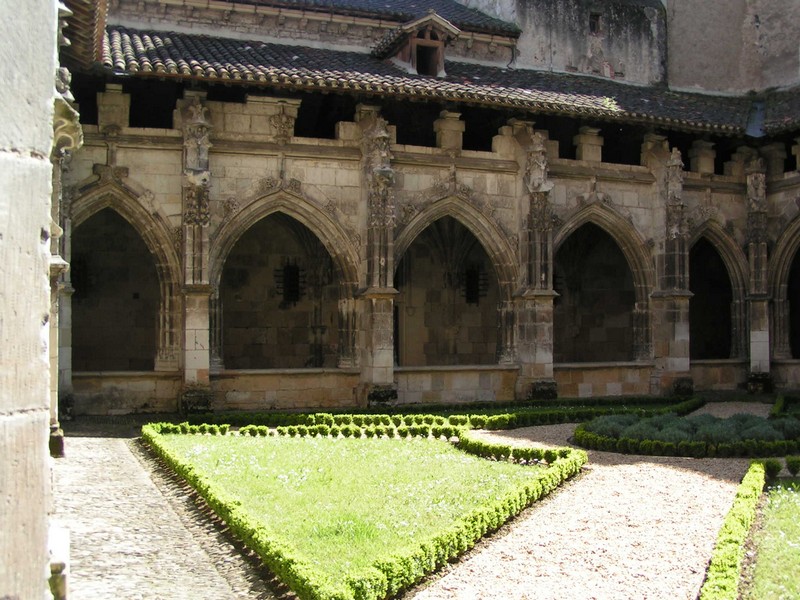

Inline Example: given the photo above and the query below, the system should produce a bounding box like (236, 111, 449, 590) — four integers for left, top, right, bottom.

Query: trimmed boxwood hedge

(142, 423, 587, 600)
(698, 461, 766, 600)
(186, 397, 704, 432)
(574, 412, 800, 458)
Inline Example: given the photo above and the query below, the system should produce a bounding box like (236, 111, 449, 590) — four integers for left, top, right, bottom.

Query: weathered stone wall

(0, 0, 56, 597)
(667, 0, 800, 93)
(64, 80, 800, 408)
(459, 0, 666, 84)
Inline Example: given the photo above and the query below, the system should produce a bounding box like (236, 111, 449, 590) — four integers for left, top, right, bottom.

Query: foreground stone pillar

(0, 1, 59, 596)
(745, 159, 772, 391)
(515, 127, 557, 398)
(356, 106, 398, 404)
(178, 93, 214, 408)
(651, 149, 693, 395)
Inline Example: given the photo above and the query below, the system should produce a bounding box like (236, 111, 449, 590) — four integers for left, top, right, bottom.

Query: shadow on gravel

(62, 413, 181, 439)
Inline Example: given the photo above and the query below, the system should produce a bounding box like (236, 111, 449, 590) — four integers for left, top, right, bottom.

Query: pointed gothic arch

(394, 196, 518, 301)
(554, 203, 654, 360)
(769, 215, 800, 358)
(211, 189, 361, 369)
(689, 221, 749, 358)
(70, 180, 182, 369)
(210, 190, 359, 293)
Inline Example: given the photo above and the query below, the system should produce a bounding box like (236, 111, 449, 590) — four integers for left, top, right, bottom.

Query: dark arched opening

(689, 237, 733, 359)
(394, 216, 498, 366)
(220, 213, 339, 368)
(554, 223, 635, 362)
(71, 208, 158, 370)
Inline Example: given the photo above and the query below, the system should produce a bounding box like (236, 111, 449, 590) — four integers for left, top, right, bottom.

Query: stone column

(650, 148, 693, 395)
(178, 93, 214, 402)
(745, 158, 772, 391)
(356, 106, 398, 404)
(515, 127, 557, 399)
(434, 110, 464, 155)
(689, 140, 715, 175)
(337, 295, 358, 368)
(573, 126, 603, 162)
(760, 142, 787, 180)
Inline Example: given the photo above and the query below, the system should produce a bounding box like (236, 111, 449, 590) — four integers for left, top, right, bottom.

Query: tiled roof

(764, 88, 800, 135)
(103, 26, 755, 134)
(221, 0, 519, 35)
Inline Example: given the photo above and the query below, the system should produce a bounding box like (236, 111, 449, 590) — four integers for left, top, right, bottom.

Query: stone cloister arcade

(59, 86, 800, 413)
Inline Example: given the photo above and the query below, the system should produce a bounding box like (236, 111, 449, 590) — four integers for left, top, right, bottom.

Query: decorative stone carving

(286, 178, 302, 194)
(182, 95, 212, 172)
(269, 102, 295, 145)
(746, 158, 767, 212)
(529, 191, 553, 231)
(665, 148, 687, 240)
(139, 189, 156, 214)
(223, 197, 240, 217)
(362, 112, 395, 288)
(524, 132, 553, 194)
(184, 182, 211, 226)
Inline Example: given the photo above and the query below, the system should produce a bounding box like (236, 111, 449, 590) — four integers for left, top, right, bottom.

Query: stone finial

(759, 142, 787, 179)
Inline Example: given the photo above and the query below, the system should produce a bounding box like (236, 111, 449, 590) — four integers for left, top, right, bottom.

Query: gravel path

(53, 402, 771, 600)
(406, 402, 770, 600)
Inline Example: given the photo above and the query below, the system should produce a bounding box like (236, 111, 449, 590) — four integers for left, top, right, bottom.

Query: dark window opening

(690, 238, 732, 359)
(601, 123, 648, 166)
(416, 45, 439, 77)
(205, 85, 247, 104)
(70, 73, 102, 125)
(381, 100, 440, 147)
(461, 106, 513, 152)
(790, 250, 800, 358)
(275, 259, 305, 308)
(463, 263, 488, 305)
(294, 92, 356, 139)
(125, 79, 181, 129)
(589, 13, 603, 34)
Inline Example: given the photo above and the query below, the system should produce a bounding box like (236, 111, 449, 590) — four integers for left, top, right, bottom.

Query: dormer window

(372, 11, 460, 78)
(414, 28, 444, 76)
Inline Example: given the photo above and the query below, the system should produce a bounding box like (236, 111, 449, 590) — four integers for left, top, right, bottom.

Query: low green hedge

(187, 397, 704, 432)
(574, 412, 800, 458)
(142, 424, 587, 600)
(698, 461, 766, 600)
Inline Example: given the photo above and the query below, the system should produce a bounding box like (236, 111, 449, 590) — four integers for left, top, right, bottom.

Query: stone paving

(52, 416, 281, 600)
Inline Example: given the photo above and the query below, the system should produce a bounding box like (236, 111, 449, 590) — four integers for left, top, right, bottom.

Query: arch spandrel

(210, 189, 360, 293)
(554, 202, 655, 303)
(394, 196, 519, 300)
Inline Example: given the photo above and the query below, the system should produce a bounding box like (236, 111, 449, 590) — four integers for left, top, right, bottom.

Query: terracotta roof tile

(764, 88, 800, 135)
(103, 26, 754, 134)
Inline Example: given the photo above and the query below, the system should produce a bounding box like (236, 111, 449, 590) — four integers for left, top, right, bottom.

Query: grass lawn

(742, 478, 800, 599)
(157, 434, 553, 584)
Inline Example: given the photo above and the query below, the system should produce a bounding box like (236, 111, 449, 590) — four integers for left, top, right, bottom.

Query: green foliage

(699, 462, 766, 600)
(141, 425, 586, 600)
(738, 480, 800, 600)
(762, 458, 783, 479)
(576, 410, 800, 458)
(787, 456, 800, 477)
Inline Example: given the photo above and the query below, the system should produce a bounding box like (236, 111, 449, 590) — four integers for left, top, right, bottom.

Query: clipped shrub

(740, 423, 782, 442)
(762, 458, 782, 479)
(469, 415, 488, 429)
(786, 455, 800, 476)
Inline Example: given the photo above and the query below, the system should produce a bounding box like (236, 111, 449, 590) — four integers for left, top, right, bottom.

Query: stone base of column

(357, 382, 398, 408)
(746, 372, 773, 394)
(650, 370, 694, 397)
(179, 383, 214, 415)
(527, 379, 558, 400)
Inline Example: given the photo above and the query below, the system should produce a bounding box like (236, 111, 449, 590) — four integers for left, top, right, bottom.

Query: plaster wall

(0, 1, 56, 597)
(667, 0, 800, 93)
(459, 0, 666, 85)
